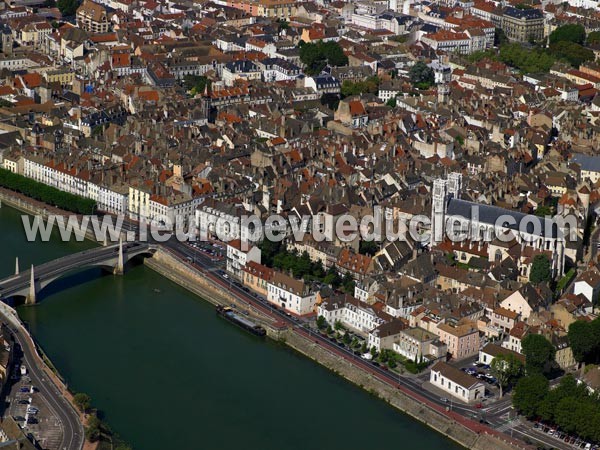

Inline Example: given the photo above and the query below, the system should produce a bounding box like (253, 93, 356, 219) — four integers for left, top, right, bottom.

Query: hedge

(0, 168, 97, 214)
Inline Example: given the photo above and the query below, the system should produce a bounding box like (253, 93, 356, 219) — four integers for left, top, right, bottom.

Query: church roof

(446, 198, 559, 238)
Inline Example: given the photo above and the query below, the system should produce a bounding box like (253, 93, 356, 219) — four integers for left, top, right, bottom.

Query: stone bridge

(0, 241, 156, 305)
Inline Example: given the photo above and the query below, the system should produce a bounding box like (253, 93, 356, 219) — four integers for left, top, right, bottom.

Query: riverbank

(0, 188, 100, 244)
(144, 247, 530, 450)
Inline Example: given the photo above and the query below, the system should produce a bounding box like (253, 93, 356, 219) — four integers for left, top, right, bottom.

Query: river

(0, 204, 461, 450)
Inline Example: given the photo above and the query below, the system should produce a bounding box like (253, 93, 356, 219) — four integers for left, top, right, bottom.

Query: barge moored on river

(216, 305, 266, 337)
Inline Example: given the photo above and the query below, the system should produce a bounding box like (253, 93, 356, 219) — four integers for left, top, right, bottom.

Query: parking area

(531, 420, 598, 450)
(3, 349, 63, 450)
(187, 241, 224, 262)
(456, 359, 500, 393)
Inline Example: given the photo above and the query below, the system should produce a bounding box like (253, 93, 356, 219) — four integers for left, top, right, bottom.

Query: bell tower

(431, 178, 447, 246)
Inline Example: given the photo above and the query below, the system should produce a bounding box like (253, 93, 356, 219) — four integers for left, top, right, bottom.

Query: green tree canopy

(568, 317, 600, 364)
(494, 27, 508, 46)
(409, 61, 434, 89)
(512, 373, 549, 418)
(183, 75, 210, 95)
(534, 205, 552, 217)
(316, 315, 328, 330)
(73, 393, 92, 413)
(57, 0, 79, 16)
(499, 43, 555, 74)
(521, 333, 555, 374)
(530, 254, 551, 284)
(0, 168, 96, 214)
(549, 41, 595, 67)
(549, 24, 586, 45)
(340, 76, 379, 98)
(588, 31, 600, 45)
(299, 41, 348, 75)
(359, 240, 379, 256)
(490, 353, 524, 397)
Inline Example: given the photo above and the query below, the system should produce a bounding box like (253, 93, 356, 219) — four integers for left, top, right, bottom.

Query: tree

(521, 334, 555, 374)
(549, 24, 586, 45)
(359, 240, 378, 256)
(499, 43, 555, 74)
(57, 0, 79, 16)
(316, 315, 327, 330)
(341, 272, 355, 294)
(360, 342, 368, 353)
(299, 41, 348, 75)
(490, 353, 524, 398)
(588, 31, 600, 45)
(494, 27, 508, 46)
(340, 76, 379, 98)
(534, 205, 552, 217)
(183, 75, 210, 95)
(73, 393, 92, 412)
(334, 319, 344, 331)
(385, 96, 397, 107)
(568, 318, 600, 365)
(530, 254, 551, 284)
(569, 320, 595, 363)
(549, 41, 595, 67)
(85, 415, 102, 442)
(512, 374, 549, 418)
(409, 61, 434, 89)
(277, 19, 289, 31)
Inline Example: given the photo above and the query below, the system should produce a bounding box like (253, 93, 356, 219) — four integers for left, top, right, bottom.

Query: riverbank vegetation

(73, 391, 133, 450)
(0, 168, 96, 214)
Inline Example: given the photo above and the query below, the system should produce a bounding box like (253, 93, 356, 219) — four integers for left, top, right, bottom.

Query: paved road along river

(1, 205, 462, 450)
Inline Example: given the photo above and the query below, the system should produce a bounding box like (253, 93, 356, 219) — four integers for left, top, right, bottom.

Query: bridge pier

(26, 265, 36, 305)
(114, 239, 124, 275)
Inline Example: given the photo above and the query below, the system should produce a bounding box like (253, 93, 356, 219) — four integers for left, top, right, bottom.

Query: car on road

(19, 387, 30, 393)
(222, 273, 229, 279)
(440, 397, 449, 403)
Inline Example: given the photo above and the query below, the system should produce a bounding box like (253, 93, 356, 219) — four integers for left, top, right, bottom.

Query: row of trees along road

(509, 318, 600, 443)
(0, 168, 97, 214)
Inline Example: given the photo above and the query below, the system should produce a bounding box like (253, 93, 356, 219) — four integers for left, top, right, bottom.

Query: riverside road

(0, 303, 84, 450)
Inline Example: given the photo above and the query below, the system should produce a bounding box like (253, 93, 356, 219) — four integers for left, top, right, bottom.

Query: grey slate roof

(572, 153, 600, 173)
(446, 198, 559, 237)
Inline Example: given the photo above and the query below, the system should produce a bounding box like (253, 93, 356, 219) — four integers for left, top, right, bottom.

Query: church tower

(431, 178, 447, 246)
(447, 172, 462, 200)
(430, 172, 462, 246)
